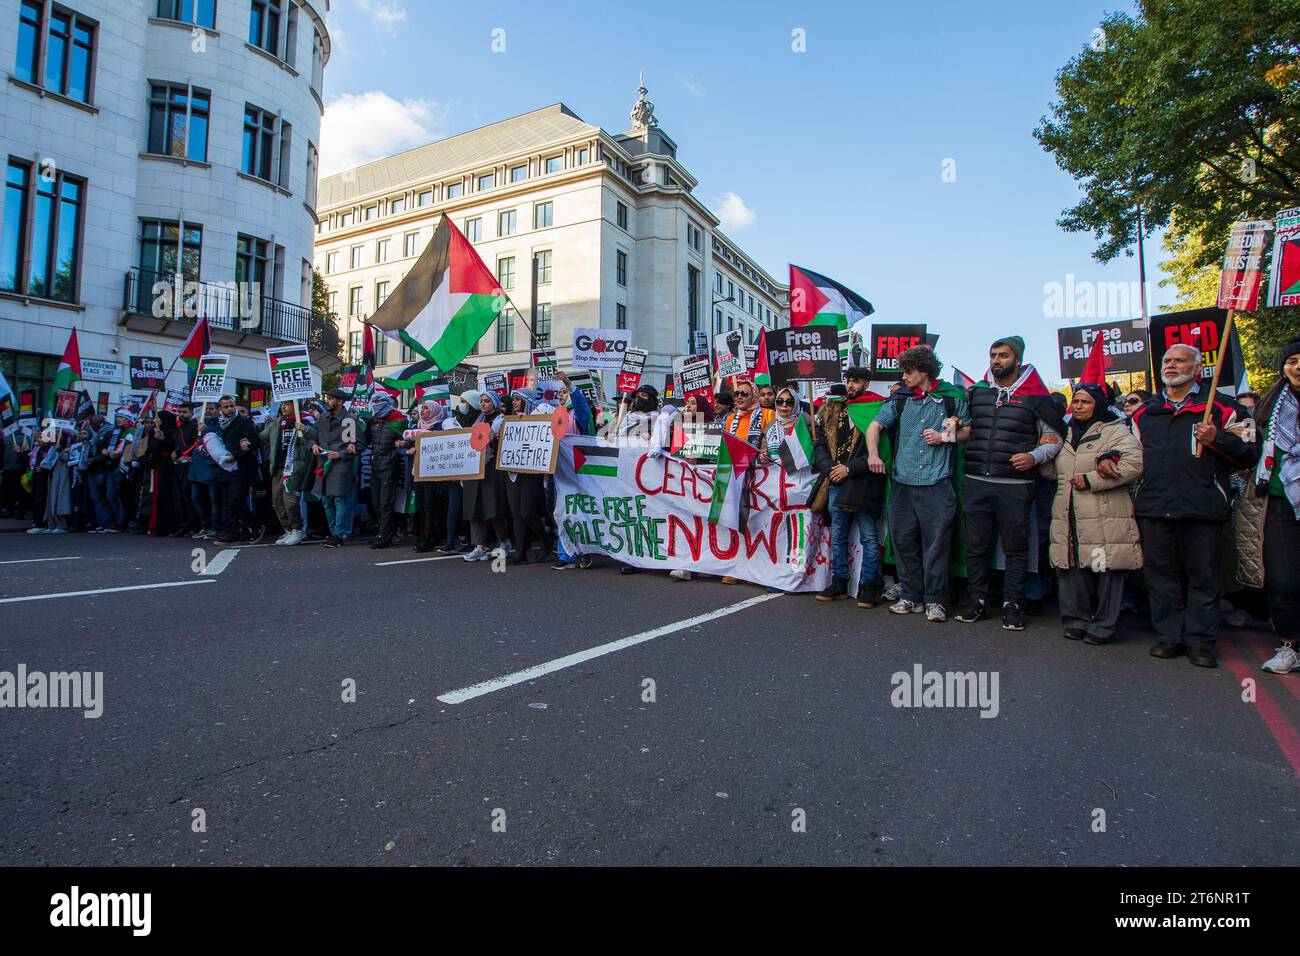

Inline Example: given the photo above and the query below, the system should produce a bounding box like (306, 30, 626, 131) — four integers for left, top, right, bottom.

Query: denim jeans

(324, 485, 357, 540)
(829, 484, 880, 586)
(88, 471, 113, 528)
(189, 480, 222, 530)
(104, 468, 127, 528)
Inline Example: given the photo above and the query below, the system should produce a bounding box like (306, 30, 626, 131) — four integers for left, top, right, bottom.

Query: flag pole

(1194, 308, 1235, 459)
(805, 381, 817, 442)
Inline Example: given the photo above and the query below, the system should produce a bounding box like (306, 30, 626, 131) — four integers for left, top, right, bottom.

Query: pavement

(0, 530, 1296, 866)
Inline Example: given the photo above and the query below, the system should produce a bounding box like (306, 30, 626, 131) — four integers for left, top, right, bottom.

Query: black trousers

(1056, 568, 1125, 640)
(1263, 496, 1300, 641)
(371, 468, 401, 540)
(220, 478, 254, 538)
(963, 478, 1035, 607)
(413, 480, 447, 548)
(1140, 517, 1223, 651)
(505, 473, 548, 555)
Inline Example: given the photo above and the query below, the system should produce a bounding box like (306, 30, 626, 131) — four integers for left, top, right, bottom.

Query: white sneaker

(669, 569, 692, 581)
(25, 527, 44, 534)
(463, 546, 490, 562)
(274, 532, 290, 545)
(46, 527, 68, 534)
(925, 603, 947, 622)
(282, 529, 306, 546)
(882, 582, 903, 603)
(1261, 643, 1299, 674)
(889, 598, 921, 615)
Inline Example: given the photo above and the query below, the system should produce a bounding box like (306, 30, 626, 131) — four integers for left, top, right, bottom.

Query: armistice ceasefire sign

(266, 345, 315, 402)
(1056, 321, 1149, 378)
(765, 326, 841, 388)
(412, 428, 486, 481)
(497, 414, 560, 474)
(190, 354, 229, 403)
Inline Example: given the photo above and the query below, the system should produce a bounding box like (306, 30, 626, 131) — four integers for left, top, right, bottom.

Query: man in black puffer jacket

(212, 395, 265, 545)
(1131, 343, 1259, 668)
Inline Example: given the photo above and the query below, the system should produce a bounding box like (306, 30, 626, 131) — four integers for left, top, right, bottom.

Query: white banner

(572, 328, 632, 371)
(554, 436, 830, 592)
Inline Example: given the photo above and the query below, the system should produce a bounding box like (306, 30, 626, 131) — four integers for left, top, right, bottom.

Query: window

(283, 3, 297, 67)
(349, 245, 362, 269)
(305, 142, 318, 208)
(348, 330, 362, 364)
(136, 219, 199, 282)
(311, 29, 324, 93)
(400, 342, 414, 363)
(338, 210, 353, 227)
(375, 280, 390, 310)
(417, 190, 432, 206)
(727, 280, 734, 300)
(727, 314, 734, 331)
(17, 3, 96, 103)
(460, 217, 479, 242)
(348, 286, 362, 315)
(403, 231, 418, 257)
(616, 201, 627, 230)
(446, 181, 462, 199)
(496, 256, 515, 290)
(544, 155, 563, 174)
(509, 164, 527, 183)
(147, 82, 209, 162)
(477, 172, 495, 191)
(325, 250, 338, 273)
(390, 196, 405, 214)
(534, 250, 552, 285)
(327, 290, 337, 315)
(688, 222, 702, 251)
(534, 201, 552, 229)
(495, 308, 514, 352)
(235, 236, 270, 307)
(714, 308, 722, 334)
(616, 250, 627, 286)
(535, 303, 552, 347)
(748, 293, 754, 315)
(375, 238, 389, 263)
(241, 104, 276, 180)
(2, 160, 85, 301)
(498, 209, 516, 236)
(715, 272, 723, 294)
(577, 148, 588, 165)
(616, 303, 627, 330)
(277, 120, 292, 189)
(249, 0, 282, 56)
(364, 204, 377, 220)
(0, 163, 27, 292)
(16, 2, 40, 85)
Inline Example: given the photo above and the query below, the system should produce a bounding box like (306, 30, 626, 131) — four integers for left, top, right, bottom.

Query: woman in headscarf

(407, 399, 450, 553)
(146, 409, 186, 537)
(1236, 338, 1300, 674)
(759, 386, 807, 464)
(1048, 382, 1143, 645)
(462, 390, 510, 561)
(503, 388, 552, 564)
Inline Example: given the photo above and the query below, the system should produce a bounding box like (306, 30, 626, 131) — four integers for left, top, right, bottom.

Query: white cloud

(355, 0, 407, 34)
(715, 192, 757, 232)
(324, 16, 350, 58)
(320, 92, 443, 176)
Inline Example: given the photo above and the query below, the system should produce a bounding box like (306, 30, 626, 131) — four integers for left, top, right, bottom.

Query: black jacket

(964, 387, 1059, 479)
(211, 414, 261, 483)
(1131, 390, 1259, 521)
(364, 413, 407, 475)
(813, 399, 886, 517)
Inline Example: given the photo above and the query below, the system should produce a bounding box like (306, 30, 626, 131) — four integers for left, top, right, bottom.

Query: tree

(311, 267, 343, 360)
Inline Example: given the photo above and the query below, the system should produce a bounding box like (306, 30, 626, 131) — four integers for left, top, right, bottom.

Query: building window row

(16, 0, 95, 104)
(0, 157, 84, 302)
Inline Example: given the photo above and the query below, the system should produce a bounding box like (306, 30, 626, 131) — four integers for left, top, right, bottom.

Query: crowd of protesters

(3, 336, 1297, 676)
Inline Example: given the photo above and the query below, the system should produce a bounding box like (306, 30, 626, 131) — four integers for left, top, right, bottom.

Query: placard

(1217, 219, 1273, 311)
(497, 414, 560, 474)
(1148, 307, 1243, 395)
(0, 393, 15, 437)
(568, 369, 606, 409)
(129, 355, 166, 391)
(266, 345, 315, 402)
(483, 371, 509, 398)
(163, 388, 188, 415)
(53, 389, 80, 419)
(445, 362, 478, 394)
(572, 328, 631, 371)
(617, 347, 648, 394)
(1056, 321, 1149, 379)
(677, 417, 723, 461)
(530, 346, 558, 378)
(18, 390, 35, 417)
(869, 324, 927, 381)
(693, 330, 709, 356)
(119, 392, 150, 414)
(191, 354, 229, 403)
(766, 326, 841, 388)
(412, 428, 486, 482)
(715, 330, 746, 379)
(1267, 206, 1300, 308)
(675, 355, 713, 401)
(80, 359, 123, 384)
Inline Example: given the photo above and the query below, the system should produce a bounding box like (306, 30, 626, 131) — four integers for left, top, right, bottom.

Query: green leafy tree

(311, 267, 343, 360)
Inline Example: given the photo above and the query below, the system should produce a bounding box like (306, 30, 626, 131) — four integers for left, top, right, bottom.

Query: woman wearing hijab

(1048, 383, 1143, 645)
(1236, 338, 1300, 674)
(407, 399, 450, 553)
(146, 409, 187, 537)
(503, 388, 552, 564)
(759, 386, 806, 463)
(462, 391, 511, 561)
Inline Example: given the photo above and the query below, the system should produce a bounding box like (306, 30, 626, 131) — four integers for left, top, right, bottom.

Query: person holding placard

(365, 392, 409, 550)
(408, 400, 450, 553)
(314, 388, 365, 548)
(462, 391, 510, 562)
(504, 388, 553, 565)
(211, 395, 265, 545)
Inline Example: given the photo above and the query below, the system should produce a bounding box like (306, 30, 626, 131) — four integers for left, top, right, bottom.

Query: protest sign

(870, 324, 927, 380)
(80, 359, 122, 384)
(765, 326, 841, 388)
(412, 428, 486, 481)
(191, 354, 229, 403)
(677, 416, 723, 461)
(1218, 219, 1273, 311)
(96, 392, 108, 416)
(573, 328, 631, 371)
(617, 347, 648, 394)
(483, 371, 509, 398)
(568, 369, 606, 409)
(18, 390, 35, 418)
(129, 356, 166, 391)
(1148, 308, 1244, 395)
(119, 392, 150, 413)
(266, 345, 315, 403)
(554, 436, 829, 592)
(715, 330, 746, 379)
(675, 355, 713, 401)
(1268, 206, 1300, 308)
(163, 388, 188, 415)
(693, 330, 709, 356)
(497, 415, 560, 474)
(445, 362, 478, 394)
(1056, 321, 1149, 379)
(508, 367, 532, 393)
(53, 389, 79, 419)
(531, 346, 558, 379)
(0, 393, 15, 437)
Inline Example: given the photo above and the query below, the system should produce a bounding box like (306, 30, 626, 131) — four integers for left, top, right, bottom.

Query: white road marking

(437, 592, 784, 704)
(200, 548, 240, 576)
(0, 556, 82, 565)
(0, 579, 217, 604)
(375, 555, 462, 566)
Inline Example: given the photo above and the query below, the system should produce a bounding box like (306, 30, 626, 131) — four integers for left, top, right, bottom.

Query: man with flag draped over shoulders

(952, 335, 1063, 632)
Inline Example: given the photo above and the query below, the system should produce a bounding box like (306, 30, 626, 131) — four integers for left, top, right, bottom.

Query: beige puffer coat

(1234, 485, 1268, 590)
(1050, 417, 1144, 571)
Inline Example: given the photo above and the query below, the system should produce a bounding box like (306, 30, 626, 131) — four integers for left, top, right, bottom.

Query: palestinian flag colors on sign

(1268, 206, 1300, 308)
(369, 216, 502, 372)
(573, 442, 619, 478)
(788, 265, 874, 332)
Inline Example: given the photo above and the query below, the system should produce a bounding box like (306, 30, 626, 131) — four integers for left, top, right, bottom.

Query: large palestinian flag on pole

(47, 328, 82, 411)
(380, 358, 441, 393)
(369, 216, 502, 373)
(178, 318, 211, 389)
(788, 265, 874, 331)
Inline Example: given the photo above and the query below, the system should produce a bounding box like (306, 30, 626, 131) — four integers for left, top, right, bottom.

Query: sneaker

(274, 532, 290, 545)
(669, 569, 692, 581)
(282, 529, 306, 546)
(198, 529, 216, 539)
(248, 525, 267, 545)
(955, 600, 986, 624)
(103, 526, 121, 534)
(435, 545, 458, 554)
(46, 527, 68, 534)
(87, 527, 105, 534)
(816, 579, 849, 602)
(191, 529, 208, 539)
(322, 535, 342, 548)
(1001, 603, 1026, 631)
(1063, 628, 1086, 641)
(882, 582, 903, 603)
(889, 598, 921, 615)
(925, 603, 947, 622)
(720, 575, 740, 585)
(552, 561, 577, 570)
(25, 527, 44, 534)
(463, 546, 490, 562)
(1262, 643, 1299, 674)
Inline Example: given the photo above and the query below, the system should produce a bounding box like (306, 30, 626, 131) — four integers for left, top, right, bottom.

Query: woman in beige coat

(1050, 383, 1143, 645)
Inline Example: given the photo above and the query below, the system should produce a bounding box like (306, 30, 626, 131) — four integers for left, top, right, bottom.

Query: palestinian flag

(47, 329, 81, 410)
(362, 322, 376, 367)
(788, 265, 874, 331)
(380, 358, 441, 392)
(845, 393, 892, 472)
(1078, 337, 1111, 386)
(369, 216, 502, 371)
(752, 329, 771, 387)
(178, 318, 211, 388)
(777, 414, 815, 474)
(574, 441, 619, 478)
(709, 431, 759, 529)
(951, 367, 976, 390)
(417, 379, 450, 405)
(268, 349, 310, 376)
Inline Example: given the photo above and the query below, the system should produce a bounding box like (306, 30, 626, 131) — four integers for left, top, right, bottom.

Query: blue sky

(321, 0, 1158, 381)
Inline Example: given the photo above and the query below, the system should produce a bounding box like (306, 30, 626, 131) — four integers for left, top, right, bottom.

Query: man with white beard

(1129, 344, 1259, 668)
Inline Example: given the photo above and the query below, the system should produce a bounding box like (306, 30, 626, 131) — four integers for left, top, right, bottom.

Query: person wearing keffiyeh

(1235, 337, 1300, 674)
(365, 392, 411, 549)
(407, 400, 450, 553)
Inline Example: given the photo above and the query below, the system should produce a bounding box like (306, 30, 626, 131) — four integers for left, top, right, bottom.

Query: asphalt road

(0, 530, 1296, 866)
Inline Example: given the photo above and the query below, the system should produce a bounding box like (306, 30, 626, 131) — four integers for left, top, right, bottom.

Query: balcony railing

(124, 268, 339, 358)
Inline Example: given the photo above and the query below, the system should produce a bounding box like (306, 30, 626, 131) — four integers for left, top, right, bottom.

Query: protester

(713, 390, 734, 423)
(261, 401, 313, 546)
(30, 426, 73, 534)
(208, 395, 264, 545)
(758, 384, 777, 411)
(954, 336, 1063, 631)
(186, 405, 223, 539)
(313, 388, 364, 548)
(1121, 390, 1151, 418)
(365, 391, 409, 550)
(1234, 338, 1300, 674)
(504, 388, 552, 564)
(760, 386, 808, 462)
(1049, 383, 1143, 645)
(2, 426, 31, 519)
(724, 382, 775, 447)
(406, 399, 449, 553)
(1236, 391, 1261, 413)
(1130, 344, 1259, 667)
(814, 369, 887, 607)
(462, 391, 510, 562)
(867, 346, 971, 621)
